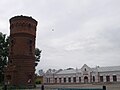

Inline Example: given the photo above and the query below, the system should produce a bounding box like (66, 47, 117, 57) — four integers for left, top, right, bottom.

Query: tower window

(6, 75, 11, 80)
(29, 40, 32, 44)
(9, 60, 12, 64)
(29, 45, 32, 52)
(28, 23, 31, 28)
(10, 24, 14, 29)
(11, 39, 16, 46)
(28, 40, 33, 53)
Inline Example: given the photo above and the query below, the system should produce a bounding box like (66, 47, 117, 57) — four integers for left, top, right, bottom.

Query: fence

(46, 86, 106, 90)
(57, 88, 103, 90)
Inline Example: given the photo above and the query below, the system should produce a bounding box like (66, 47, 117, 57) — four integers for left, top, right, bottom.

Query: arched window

(68, 77, 71, 83)
(55, 78, 57, 83)
(64, 78, 66, 83)
(106, 76, 110, 82)
(73, 77, 76, 83)
(113, 75, 117, 82)
(79, 77, 81, 82)
(84, 76, 88, 83)
(100, 76, 103, 82)
(59, 78, 61, 83)
(93, 76, 95, 82)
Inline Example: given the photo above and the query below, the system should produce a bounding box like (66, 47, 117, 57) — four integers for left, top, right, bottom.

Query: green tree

(0, 32, 9, 83)
(35, 48, 42, 66)
(0, 32, 42, 83)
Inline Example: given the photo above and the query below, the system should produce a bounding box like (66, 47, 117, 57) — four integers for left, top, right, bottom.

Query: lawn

(0, 86, 3, 89)
(0, 84, 3, 90)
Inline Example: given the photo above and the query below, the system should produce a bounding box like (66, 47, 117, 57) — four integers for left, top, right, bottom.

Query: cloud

(0, 0, 120, 72)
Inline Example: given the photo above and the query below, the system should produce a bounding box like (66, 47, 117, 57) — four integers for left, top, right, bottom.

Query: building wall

(44, 71, 120, 84)
(99, 71, 120, 82)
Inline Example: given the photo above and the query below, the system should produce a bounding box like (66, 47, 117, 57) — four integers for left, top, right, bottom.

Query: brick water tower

(5, 15, 37, 88)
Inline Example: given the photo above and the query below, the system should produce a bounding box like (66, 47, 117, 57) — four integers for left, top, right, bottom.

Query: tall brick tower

(5, 15, 37, 88)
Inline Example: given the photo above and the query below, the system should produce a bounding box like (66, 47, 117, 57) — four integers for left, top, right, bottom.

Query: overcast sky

(1, 0, 120, 72)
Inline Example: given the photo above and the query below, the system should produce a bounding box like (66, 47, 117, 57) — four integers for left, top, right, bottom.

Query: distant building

(43, 64, 120, 84)
(38, 69, 45, 76)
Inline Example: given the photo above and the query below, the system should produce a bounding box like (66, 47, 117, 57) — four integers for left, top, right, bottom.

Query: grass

(0, 85, 3, 90)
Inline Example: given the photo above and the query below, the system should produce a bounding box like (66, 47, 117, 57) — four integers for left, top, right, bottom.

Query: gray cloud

(0, 0, 120, 72)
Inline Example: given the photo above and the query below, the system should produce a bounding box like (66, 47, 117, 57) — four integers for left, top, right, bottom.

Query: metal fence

(44, 86, 106, 90)
(57, 88, 103, 90)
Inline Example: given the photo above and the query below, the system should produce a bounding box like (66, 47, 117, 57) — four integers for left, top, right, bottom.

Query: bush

(35, 80, 41, 84)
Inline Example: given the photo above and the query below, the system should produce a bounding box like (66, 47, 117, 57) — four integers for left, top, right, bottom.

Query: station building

(43, 64, 120, 84)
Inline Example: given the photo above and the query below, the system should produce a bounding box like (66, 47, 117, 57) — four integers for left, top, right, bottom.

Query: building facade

(5, 15, 37, 87)
(44, 64, 120, 84)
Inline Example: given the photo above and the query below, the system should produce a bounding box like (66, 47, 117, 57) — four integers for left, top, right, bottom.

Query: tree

(35, 48, 42, 66)
(0, 32, 42, 83)
(0, 32, 9, 83)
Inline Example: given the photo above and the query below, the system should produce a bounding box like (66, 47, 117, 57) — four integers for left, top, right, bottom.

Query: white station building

(43, 64, 120, 84)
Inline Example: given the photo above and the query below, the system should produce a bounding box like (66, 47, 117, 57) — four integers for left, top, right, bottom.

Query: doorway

(84, 76, 88, 83)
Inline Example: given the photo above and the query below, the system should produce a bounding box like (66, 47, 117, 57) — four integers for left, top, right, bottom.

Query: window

(64, 78, 66, 83)
(9, 59, 12, 64)
(49, 78, 50, 83)
(93, 76, 95, 82)
(79, 77, 81, 82)
(55, 78, 57, 83)
(29, 40, 33, 53)
(59, 78, 61, 83)
(29, 45, 32, 52)
(6, 75, 11, 80)
(113, 75, 117, 82)
(28, 23, 31, 28)
(100, 76, 103, 82)
(68, 77, 71, 83)
(73, 77, 76, 83)
(106, 76, 110, 82)
(10, 39, 15, 54)
(29, 40, 32, 44)
(10, 24, 14, 29)
(47, 78, 50, 83)
(47, 78, 48, 83)
(85, 68, 86, 71)
(84, 76, 88, 83)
